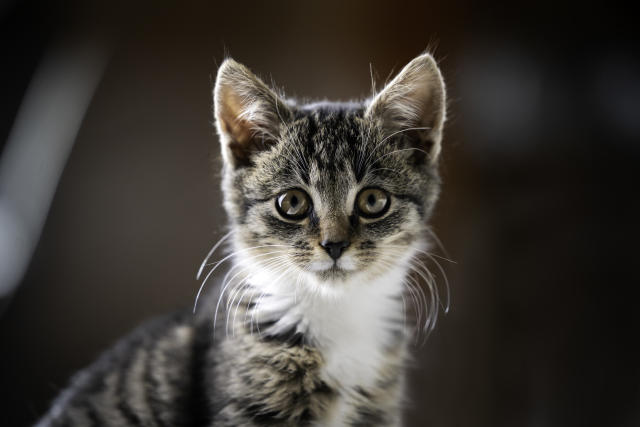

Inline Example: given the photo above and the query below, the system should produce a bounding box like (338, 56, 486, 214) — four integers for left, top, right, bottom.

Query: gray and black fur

(37, 52, 447, 427)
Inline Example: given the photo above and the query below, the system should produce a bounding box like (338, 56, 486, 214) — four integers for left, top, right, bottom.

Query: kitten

(36, 52, 447, 427)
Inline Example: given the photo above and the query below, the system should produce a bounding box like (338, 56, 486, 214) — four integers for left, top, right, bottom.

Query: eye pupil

(276, 189, 310, 220)
(356, 188, 390, 219)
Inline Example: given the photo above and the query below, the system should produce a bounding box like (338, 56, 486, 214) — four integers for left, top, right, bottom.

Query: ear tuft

(214, 59, 291, 168)
(366, 53, 447, 163)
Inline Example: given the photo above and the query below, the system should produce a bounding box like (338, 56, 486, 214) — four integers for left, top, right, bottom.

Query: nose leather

(320, 240, 350, 260)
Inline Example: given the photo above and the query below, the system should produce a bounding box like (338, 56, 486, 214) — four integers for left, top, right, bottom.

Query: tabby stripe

(186, 321, 213, 426)
(143, 339, 171, 427)
(116, 400, 143, 426)
(115, 350, 144, 426)
(85, 401, 105, 427)
(350, 405, 389, 427)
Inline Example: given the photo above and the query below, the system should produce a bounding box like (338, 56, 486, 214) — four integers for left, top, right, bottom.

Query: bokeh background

(1, 1, 639, 426)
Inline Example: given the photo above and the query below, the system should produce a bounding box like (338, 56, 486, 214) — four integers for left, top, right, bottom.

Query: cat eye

(356, 187, 390, 218)
(276, 189, 311, 220)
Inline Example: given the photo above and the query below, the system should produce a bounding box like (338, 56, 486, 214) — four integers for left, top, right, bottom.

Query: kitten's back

(37, 312, 212, 427)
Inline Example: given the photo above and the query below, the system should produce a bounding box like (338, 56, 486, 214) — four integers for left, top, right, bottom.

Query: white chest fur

(309, 273, 407, 427)
(246, 261, 409, 426)
(306, 273, 406, 390)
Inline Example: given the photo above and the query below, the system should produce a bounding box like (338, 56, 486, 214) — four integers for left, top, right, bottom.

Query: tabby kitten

(37, 52, 447, 427)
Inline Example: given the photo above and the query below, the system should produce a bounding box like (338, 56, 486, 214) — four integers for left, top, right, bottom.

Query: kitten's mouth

(328, 263, 344, 273)
(308, 258, 356, 281)
(315, 264, 349, 281)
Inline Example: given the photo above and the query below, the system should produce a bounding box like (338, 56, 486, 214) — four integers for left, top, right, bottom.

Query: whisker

(194, 245, 290, 313)
(404, 279, 422, 328)
(249, 263, 298, 337)
(405, 275, 426, 329)
(205, 244, 290, 267)
(404, 279, 426, 346)
(215, 253, 290, 337)
(361, 126, 431, 172)
(366, 166, 401, 175)
(227, 256, 293, 336)
(210, 252, 289, 336)
(384, 244, 452, 313)
(250, 290, 267, 335)
(376, 147, 430, 163)
(223, 253, 290, 313)
(377, 246, 447, 334)
(424, 227, 453, 261)
(196, 229, 235, 280)
(376, 258, 423, 335)
(232, 283, 260, 337)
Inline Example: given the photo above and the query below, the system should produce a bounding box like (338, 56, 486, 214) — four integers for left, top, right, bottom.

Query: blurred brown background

(1, 1, 639, 426)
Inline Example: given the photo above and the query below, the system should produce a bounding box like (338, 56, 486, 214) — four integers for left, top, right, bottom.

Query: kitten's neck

(245, 262, 409, 388)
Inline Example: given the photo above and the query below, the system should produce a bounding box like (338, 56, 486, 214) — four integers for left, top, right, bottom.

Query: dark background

(1, 1, 639, 426)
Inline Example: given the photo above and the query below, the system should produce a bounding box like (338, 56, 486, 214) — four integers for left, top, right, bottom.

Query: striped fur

(37, 53, 447, 426)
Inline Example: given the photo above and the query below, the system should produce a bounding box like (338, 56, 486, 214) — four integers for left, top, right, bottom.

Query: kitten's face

(214, 55, 446, 287)
(227, 110, 439, 284)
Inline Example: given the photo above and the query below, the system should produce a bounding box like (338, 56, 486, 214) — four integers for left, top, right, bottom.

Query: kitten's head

(213, 53, 446, 290)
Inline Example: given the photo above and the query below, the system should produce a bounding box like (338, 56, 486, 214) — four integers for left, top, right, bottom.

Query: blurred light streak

(0, 41, 108, 298)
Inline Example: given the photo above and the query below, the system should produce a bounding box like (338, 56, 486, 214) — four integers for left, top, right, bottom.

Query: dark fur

(37, 53, 446, 426)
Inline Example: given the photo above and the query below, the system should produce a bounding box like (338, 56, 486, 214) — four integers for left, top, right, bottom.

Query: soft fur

(37, 52, 447, 427)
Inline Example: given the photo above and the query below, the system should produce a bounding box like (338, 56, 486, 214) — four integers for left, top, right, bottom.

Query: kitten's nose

(320, 240, 350, 260)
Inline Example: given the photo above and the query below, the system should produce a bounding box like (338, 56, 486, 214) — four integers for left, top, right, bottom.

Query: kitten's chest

(226, 268, 410, 426)
(318, 318, 401, 390)
(301, 276, 406, 386)
(314, 338, 407, 427)
(301, 286, 408, 425)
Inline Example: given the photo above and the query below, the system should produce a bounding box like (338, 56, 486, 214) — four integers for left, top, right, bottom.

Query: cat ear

(366, 53, 446, 163)
(214, 59, 292, 168)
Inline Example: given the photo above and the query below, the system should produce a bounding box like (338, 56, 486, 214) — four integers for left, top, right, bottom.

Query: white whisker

(361, 126, 431, 172)
(227, 256, 293, 336)
(194, 244, 290, 313)
(196, 230, 235, 280)
(377, 243, 450, 335)
(385, 243, 453, 313)
(214, 253, 290, 337)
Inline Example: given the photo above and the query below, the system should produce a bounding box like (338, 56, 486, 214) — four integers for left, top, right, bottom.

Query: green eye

(276, 189, 310, 220)
(356, 188, 390, 218)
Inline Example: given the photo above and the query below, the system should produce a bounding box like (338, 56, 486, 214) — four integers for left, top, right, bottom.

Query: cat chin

(307, 256, 359, 282)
